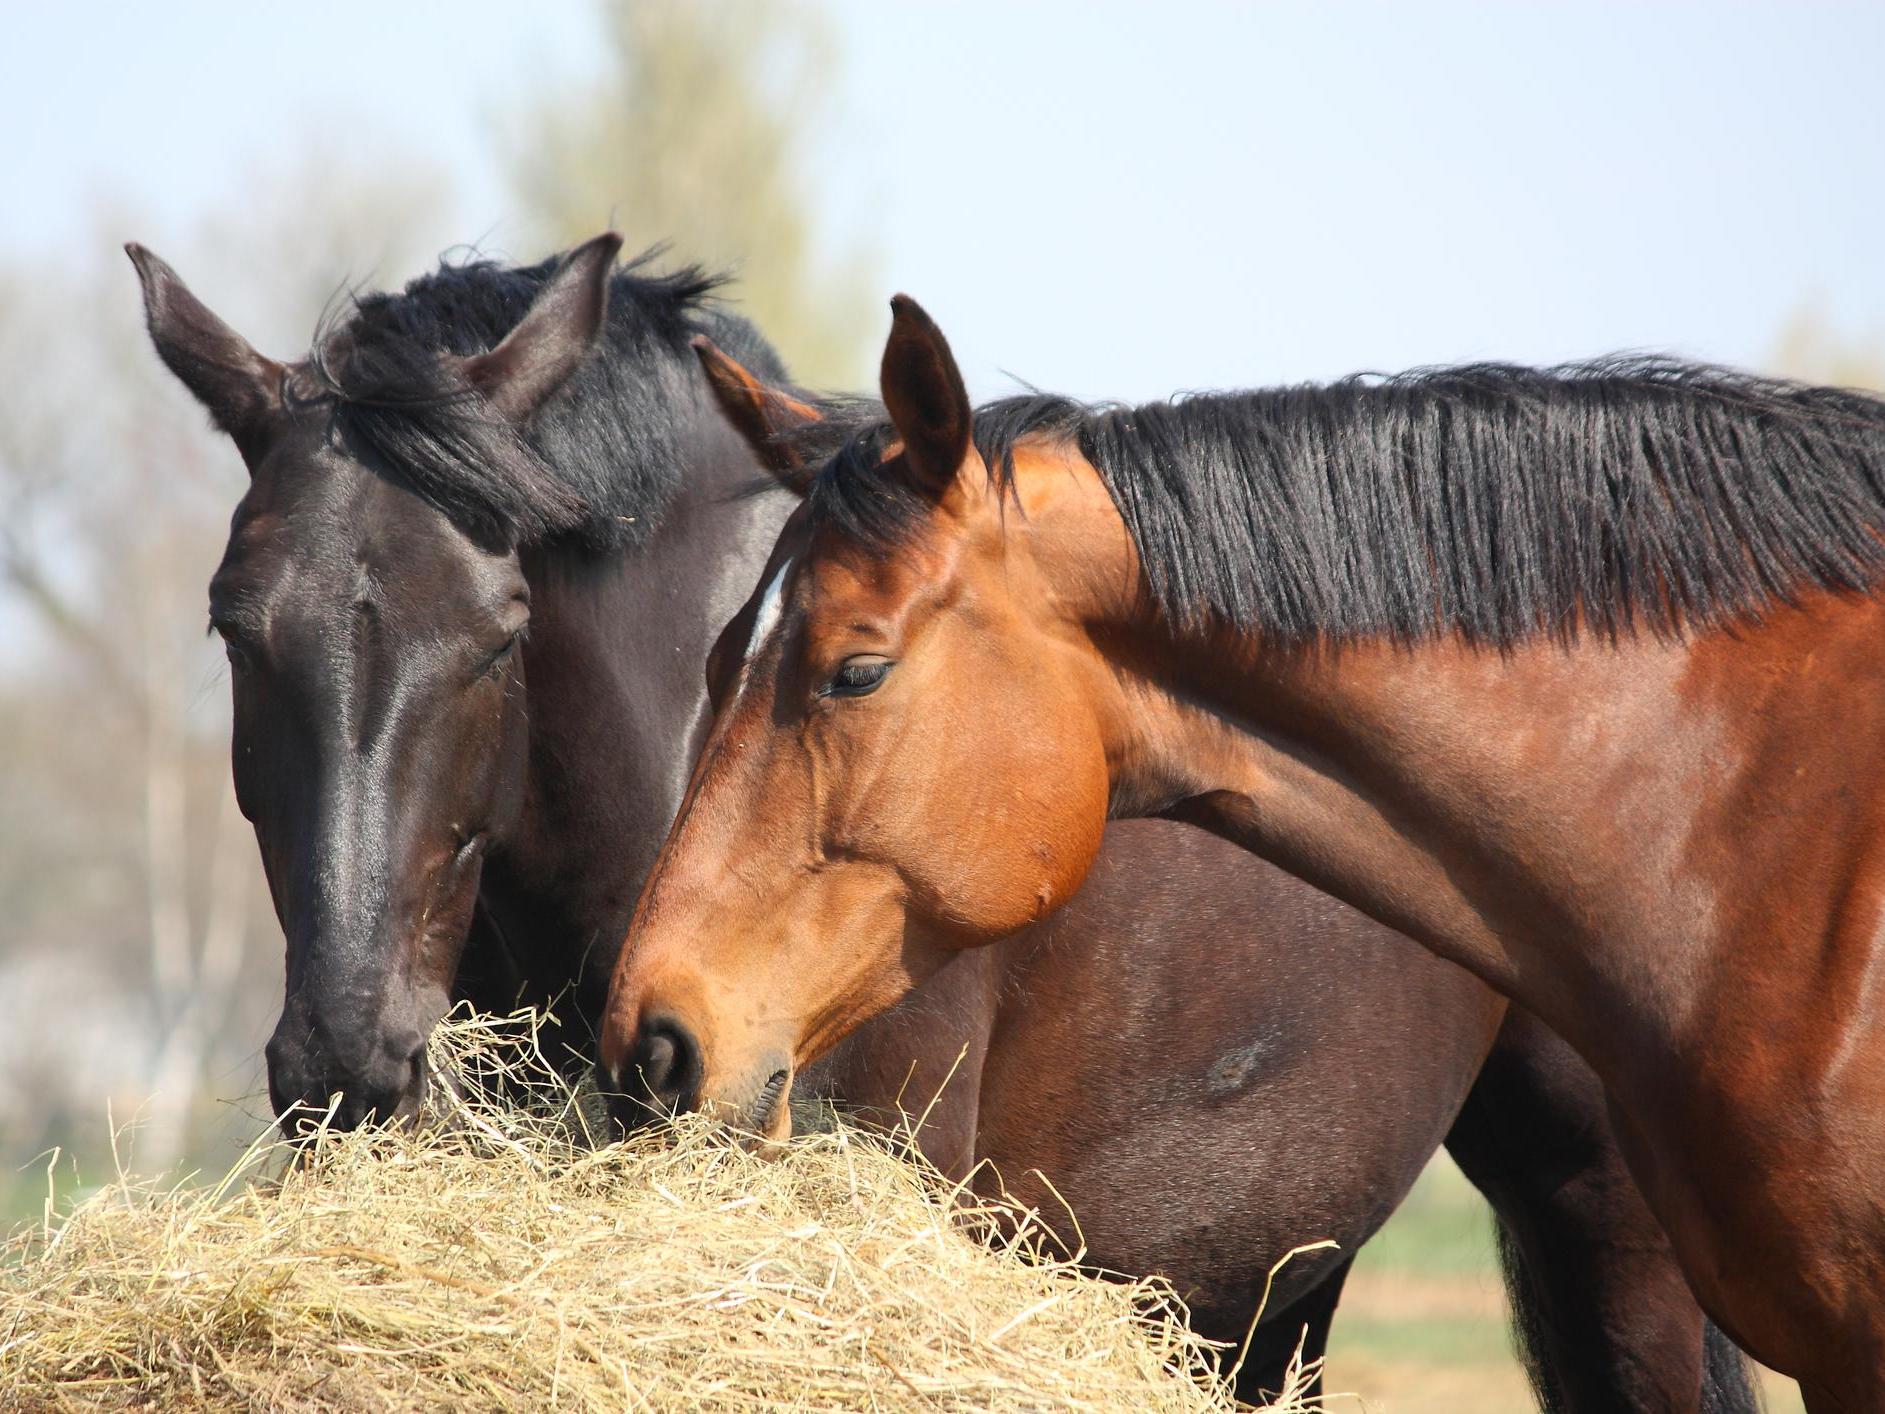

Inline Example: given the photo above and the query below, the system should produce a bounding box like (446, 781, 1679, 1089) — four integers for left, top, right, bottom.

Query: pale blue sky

(6, 1, 1883, 400)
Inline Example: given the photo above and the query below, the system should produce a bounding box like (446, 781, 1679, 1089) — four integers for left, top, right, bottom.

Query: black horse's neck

(469, 398, 793, 1038)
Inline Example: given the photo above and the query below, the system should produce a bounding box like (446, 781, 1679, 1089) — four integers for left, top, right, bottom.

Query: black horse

(131, 237, 1754, 1409)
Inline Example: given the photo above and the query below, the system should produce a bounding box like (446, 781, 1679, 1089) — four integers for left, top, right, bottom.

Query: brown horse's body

(1158, 597, 1885, 1393)
(602, 301, 1885, 1409)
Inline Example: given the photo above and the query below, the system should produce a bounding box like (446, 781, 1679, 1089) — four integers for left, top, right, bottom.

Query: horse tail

(1494, 1222, 1763, 1413)
(1495, 1219, 1567, 1414)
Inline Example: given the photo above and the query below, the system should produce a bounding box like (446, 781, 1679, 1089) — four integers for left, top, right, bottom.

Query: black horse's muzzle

(265, 1015, 428, 1137)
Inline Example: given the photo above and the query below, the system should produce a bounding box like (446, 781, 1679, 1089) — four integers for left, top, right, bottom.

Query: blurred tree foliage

(504, 0, 876, 389)
(1772, 306, 1885, 391)
(0, 153, 461, 1198)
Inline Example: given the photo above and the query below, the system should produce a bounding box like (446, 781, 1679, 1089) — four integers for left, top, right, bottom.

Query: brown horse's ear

(692, 335, 823, 496)
(880, 294, 971, 498)
(126, 243, 285, 459)
(460, 232, 624, 424)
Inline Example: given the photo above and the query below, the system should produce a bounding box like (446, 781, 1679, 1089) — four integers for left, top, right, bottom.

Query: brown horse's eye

(824, 656, 892, 698)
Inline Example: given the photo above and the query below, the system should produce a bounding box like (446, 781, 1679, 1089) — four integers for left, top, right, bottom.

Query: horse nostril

(622, 1015, 703, 1122)
(404, 1043, 428, 1103)
(641, 1032, 677, 1090)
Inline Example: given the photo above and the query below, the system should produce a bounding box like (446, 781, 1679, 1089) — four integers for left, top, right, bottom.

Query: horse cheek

(1039, 751, 1111, 920)
(1002, 740, 1110, 932)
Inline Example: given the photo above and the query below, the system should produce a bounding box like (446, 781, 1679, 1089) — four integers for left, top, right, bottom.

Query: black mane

(299, 247, 787, 551)
(800, 358, 1885, 645)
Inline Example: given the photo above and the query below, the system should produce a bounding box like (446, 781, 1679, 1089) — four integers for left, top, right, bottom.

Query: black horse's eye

(479, 631, 525, 681)
(825, 656, 892, 698)
(211, 622, 254, 672)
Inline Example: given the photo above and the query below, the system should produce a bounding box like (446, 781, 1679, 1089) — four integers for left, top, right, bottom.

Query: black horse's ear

(461, 231, 624, 424)
(692, 336, 822, 496)
(126, 243, 284, 458)
(879, 294, 971, 499)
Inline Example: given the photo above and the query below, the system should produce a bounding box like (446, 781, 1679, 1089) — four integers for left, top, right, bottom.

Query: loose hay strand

(0, 1008, 1292, 1411)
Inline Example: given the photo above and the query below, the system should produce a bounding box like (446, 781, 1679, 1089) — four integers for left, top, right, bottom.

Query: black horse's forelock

(297, 247, 788, 552)
(798, 358, 1885, 646)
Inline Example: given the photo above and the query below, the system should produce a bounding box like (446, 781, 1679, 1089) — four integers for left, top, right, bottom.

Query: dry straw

(0, 1008, 1318, 1411)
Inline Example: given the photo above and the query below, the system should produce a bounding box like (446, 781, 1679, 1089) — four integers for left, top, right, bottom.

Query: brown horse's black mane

(298, 246, 787, 552)
(798, 358, 1885, 645)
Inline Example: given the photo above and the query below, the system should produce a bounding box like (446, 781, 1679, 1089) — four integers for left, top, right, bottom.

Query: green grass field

(1324, 1157, 1804, 1413)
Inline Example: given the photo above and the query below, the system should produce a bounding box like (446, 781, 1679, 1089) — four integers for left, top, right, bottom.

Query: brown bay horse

(131, 240, 1748, 1406)
(602, 297, 1885, 1409)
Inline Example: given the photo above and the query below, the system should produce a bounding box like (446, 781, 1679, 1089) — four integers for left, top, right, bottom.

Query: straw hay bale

(0, 1010, 1309, 1411)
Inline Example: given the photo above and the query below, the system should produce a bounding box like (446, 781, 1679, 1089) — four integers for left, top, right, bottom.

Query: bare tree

(1772, 306, 1885, 391)
(0, 154, 459, 1180)
(503, 0, 877, 388)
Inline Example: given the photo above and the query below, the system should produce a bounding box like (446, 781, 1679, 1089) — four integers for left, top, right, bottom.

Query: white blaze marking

(744, 555, 794, 663)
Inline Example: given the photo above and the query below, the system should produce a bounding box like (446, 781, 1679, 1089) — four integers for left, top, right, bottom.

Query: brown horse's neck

(1019, 445, 1885, 1077)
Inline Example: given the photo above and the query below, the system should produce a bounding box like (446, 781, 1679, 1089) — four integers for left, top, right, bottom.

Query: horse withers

(601, 293, 1885, 1409)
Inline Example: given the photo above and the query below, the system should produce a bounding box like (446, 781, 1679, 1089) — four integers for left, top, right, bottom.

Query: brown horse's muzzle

(602, 1008, 794, 1144)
